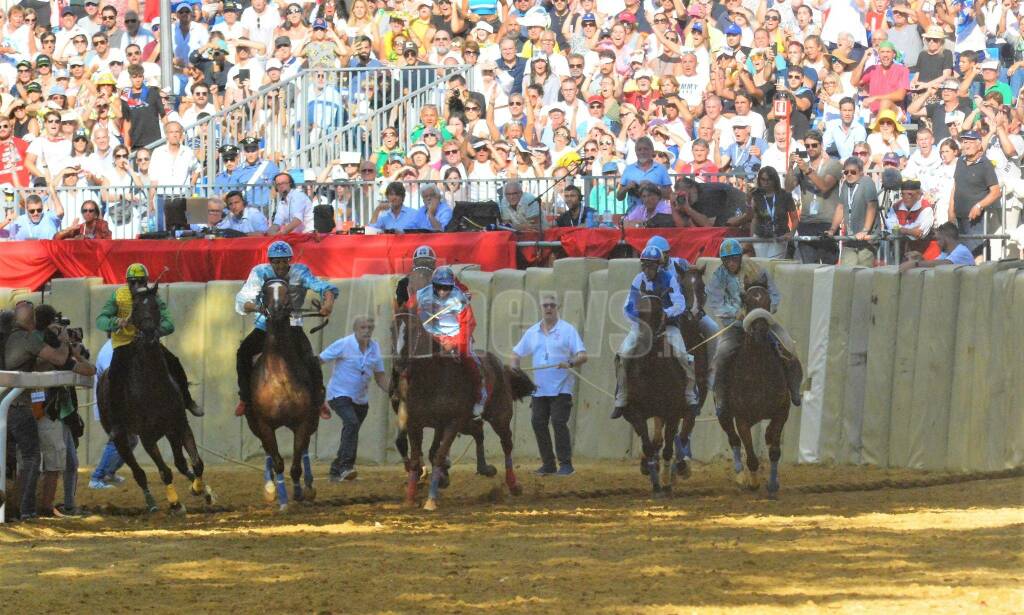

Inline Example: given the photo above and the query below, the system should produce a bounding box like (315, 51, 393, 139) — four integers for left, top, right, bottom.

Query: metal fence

(136, 65, 475, 182)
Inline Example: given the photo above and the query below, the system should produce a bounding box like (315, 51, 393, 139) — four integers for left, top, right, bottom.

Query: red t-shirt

(861, 63, 910, 112)
(676, 160, 722, 183)
(0, 137, 30, 187)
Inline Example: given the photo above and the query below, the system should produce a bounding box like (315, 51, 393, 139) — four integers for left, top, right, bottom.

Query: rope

(565, 366, 719, 423)
(196, 444, 265, 472)
(688, 325, 731, 353)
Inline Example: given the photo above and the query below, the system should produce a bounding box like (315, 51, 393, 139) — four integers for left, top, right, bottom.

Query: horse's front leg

(404, 422, 424, 507)
(424, 421, 460, 511)
(627, 415, 662, 497)
(291, 419, 316, 502)
(735, 417, 760, 491)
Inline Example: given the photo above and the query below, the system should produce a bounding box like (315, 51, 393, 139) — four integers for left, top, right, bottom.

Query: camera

(797, 150, 809, 159)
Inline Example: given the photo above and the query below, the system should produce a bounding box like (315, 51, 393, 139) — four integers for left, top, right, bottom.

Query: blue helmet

(431, 266, 456, 287)
(268, 240, 293, 260)
(646, 235, 670, 254)
(719, 238, 743, 259)
(639, 245, 663, 263)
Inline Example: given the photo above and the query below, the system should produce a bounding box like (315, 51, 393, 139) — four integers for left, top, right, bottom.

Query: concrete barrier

(861, 268, 900, 467)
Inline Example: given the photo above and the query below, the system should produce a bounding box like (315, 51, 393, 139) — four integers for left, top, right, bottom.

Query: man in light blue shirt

(371, 182, 420, 231)
(8, 195, 63, 240)
(217, 190, 269, 235)
(512, 294, 587, 476)
(320, 316, 388, 482)
(617, 137, 672, 214)
(822, 97, 866, 161)
(413, 184, 453, 231)
(900, 221, 976, 269)
(721, 117, 769, 178)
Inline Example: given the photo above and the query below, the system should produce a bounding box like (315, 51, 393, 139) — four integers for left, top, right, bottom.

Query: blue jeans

(531, 394, 573, 468)
(91, 435, 139, 482)
(62, 423, 78, 509)
(9, 402, 40, 518)
(329, 396, 368, 475)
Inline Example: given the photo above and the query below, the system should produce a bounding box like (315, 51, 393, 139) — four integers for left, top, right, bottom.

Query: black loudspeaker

(313, 205, 335, 233)
(445, 200, 500, 232)
(163, 197, 187, 230)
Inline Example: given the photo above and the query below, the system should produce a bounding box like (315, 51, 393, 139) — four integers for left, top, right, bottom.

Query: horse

(391, 269, 499, 483)
(717, 284, 790, 498)
(97, 283, 214, 513)
(622, 281, 691, 497)
(245, 278, 321, 509)
(393, 270, 534, 511)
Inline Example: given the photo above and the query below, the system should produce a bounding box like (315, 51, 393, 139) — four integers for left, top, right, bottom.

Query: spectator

(899, 222, 976, 269)
(370, 181, 418, 231)
(149, 121, 199, 231)
(719, 115, 768, 178)
(829, 155, 879, 266)
(213, 190, 266, 235)
(749, 166, 797, 259)
(499, 180, 540, 231)
(823, 97, 866, 161)
(7, 193, 63, 239)
(887, 179, 934, 254)
(617, 136, 671, 213)
(511, 293, 586, 477)
(949, 131, 1001, 255)
(270, 171, 313, 234)
(53, 199, 110, 239)
(555, 184, 597, 227)
(624, 181, 674, 228)
(785, 130, 842, 264)
(865, 109, 910, 166)
(850, 41, 908, 115)
(24, 110, 71, 182)
(676, 138, 720, 184)
(320, 316, 388, 483)
(413, 184, 453, 231)
(119, 63, 164, 151)
(908, 79, 972, 143)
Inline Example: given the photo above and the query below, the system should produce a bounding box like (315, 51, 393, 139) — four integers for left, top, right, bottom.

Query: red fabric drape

(0, 232, 517, 289)
(545, 226, 734, 262)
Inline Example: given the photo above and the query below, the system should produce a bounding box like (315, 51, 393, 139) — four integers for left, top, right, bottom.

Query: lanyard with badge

(763, 193, 777, 234)
(843, 181, 860, 229)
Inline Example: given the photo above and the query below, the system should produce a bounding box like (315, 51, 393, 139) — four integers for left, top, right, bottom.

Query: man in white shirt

(24, 109, 71, 182)
(320, 316, 388, 482)
(511, 294, 587, 476)
(149, 121, 199, 231)
(240, 0, 281, 51)
(904, 127, 942, 185)
(270, 172, 313, 234)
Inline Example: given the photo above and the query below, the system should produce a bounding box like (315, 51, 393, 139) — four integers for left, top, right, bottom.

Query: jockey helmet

(640, 245, 663, 263)
(267, 240, 293, 260)
(431, 266, 456, 287)
(126, 263, 149, 281)
(646, 235, 670, 254)
(719, 238, 743, 259)
(413, 245, 437, 262)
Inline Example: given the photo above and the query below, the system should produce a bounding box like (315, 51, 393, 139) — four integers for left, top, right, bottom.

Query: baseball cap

(240, 136, 260, 149)
(617, 10, 636, 23)
(941, 78, 960, 89)
(266, 59, 283, 71)
(73, 127, 89, 140)
(545, 102, 568, 115)
(54, 69, 70, 80)
(472, 21, 493, 33)
(403, 40, 418, 53)
(224, 1, 242, 11)
(275, 36, 292, 48)
(725, 23, 742, 36)
(691, 21, 704, 33)
(959, 130, 981, 140)
(634, 69, 654, 81)
(69, 56, 85, 67)
(731, 115, 751, 128)
(878, 41, 896, 52)
(409, 142, 430, 158)
(979, 59, 999, 71)
(313, 18, 328, 30)
(602, 161, 620, 174)
(35, 55, 52, 67)
(629, 50, 645, 63)
(518, 11, 547, 28)
(48, 84, 67, 97)
(882, 152, 902, 165)
(25, 82, 41, 93)
(219, 144, 240, 157)
(581, 12, 596, 22)
(586, 95, 604, 105)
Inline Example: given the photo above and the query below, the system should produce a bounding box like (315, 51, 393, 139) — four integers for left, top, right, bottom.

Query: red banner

(0, 232, 517, 289)
(546, 226, 734, 262)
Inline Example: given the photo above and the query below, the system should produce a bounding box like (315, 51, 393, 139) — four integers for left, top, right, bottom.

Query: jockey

(394, 245, 469, 308)
(409, 266, 487, 421)
(234, 241, 339, 418)
(644, 235, 721, 358)
(611, 246, 699, 419)
(706, 238, 803, 413)
(95, 263, 203, 417)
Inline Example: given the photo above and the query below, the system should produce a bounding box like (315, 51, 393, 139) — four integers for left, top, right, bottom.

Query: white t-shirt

(149, 144, 199, 195)
(26, 136, 72, 178)
(512, 319, 586, 397)
(320, 334, 384, 405)
(274, 188, 314, 232)
(676, 73, 705, 109)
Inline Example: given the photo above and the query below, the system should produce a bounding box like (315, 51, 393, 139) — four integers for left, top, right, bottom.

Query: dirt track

(2, 460, 1022, 614)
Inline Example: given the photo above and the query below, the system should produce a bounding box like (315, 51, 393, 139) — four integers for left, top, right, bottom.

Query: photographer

(2, 300, 93, 520)
(34, 305, 95, 517)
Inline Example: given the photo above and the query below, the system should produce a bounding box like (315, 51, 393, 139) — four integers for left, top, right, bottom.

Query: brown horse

(246, 278, 320, 509)
(717, 284, 790, 498)
(622, 281, 690, 497)
(393, 270, 533, 510)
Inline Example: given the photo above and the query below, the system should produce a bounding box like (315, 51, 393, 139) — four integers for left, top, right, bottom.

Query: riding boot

(678, 352, 699, 411)
(163, 347, 202, 417)
(770, 336, 803, 407)
(235, 329, 264, 415)
(610, 355, 626, 419)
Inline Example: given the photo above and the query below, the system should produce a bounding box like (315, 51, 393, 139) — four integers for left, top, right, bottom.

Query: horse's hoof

(675, 460, 691, 480)
(438, 472, 451, 490)
(263, 481, 276, 504)
(766, 490, 779, 501)
(748, 470, 761, 491)
(403, 498, 417, 508)
(304, 486, 317, 502)
(204, 488, 217, 506)
(652, 489, 667, 499)
(477, 464, 498, 477)
(423, 498, 438, 511)
(169, 502, 186, 516)
(278, 503, 288, 512)
(735, 470, 748, 488)
(147, 504, 159, 513)
(640, 459, 650, 476)
(508, 483, 523, 497)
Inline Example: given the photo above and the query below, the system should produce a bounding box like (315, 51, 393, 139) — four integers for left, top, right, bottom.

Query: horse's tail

(504, 366, 536, 401)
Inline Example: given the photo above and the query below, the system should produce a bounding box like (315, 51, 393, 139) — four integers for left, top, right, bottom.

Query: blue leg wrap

(428, 466, 443, 501)
(768, 460, 780, 493)
(647, 458, 660, 492)
(731, 446, 743, 474)
(275, 473, 288, 506)
(504, 454, 514, 470)
(302, 453, 314, 488)
(264, 456, 273, 483)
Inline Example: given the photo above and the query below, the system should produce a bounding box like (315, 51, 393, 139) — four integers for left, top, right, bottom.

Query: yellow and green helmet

(126, 263, 149, 282)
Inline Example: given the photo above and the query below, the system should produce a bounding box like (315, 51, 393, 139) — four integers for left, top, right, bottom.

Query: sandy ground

(1, 459, 1022, 614)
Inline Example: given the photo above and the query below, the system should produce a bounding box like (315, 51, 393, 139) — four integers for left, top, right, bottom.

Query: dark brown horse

(717, 284, 790, 498)
(622, 282, 691, 497)
(97, 283, 214, 513)
(246, 278, 320, 509)
(394, 271, 533, 510)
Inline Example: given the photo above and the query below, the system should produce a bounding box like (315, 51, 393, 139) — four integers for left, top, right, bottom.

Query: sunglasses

(444, 149, 460, 154)
(853, 150, 869, 156)
(136, 157, 150, 162)
(509, 101, 523, 106)
(287, 7, 302, 13)
(28, 208, 42, 213)
(360, 168, 376, 173)
(114, 153, 128, 158)
(125, 18, 138, 23)
(843, 169, 859, 175)
(589, 103, 603, 108)
(0, 124, 9, 129)
(465, 106, 480, 111)
(766, 14, 780, 20)
(653, 18, 667, 23)
(45, 118, 60, 124)
(600, 140, 614, 145)
(82, 208, 98, 213)
(17, 68, 30, 72)
(463, 49, 479, 55)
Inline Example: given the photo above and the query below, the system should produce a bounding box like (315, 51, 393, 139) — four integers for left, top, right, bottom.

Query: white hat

(105, 48, 125, 64)
(409, 142, 431, 158)
(518, 11, 548, 28)
(266, 58, 283, 71)
(634, 68, 654, 80)
(979, 59, 1000, 71)
(472, 21, 494, 33)
(731, 115, 751, 128)
(68, 56, 86, 67)
(599, 56, 614, 65)
(544, 102, 568, 115)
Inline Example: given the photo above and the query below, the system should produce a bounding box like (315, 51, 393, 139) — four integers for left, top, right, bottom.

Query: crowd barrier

(1, 259, 1020, 473)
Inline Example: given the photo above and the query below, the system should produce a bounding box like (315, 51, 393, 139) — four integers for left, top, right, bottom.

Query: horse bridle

(259, 278, 330, 334)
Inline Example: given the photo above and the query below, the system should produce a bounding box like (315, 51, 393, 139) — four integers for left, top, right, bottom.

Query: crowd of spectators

(0, 0, 1019, 261)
